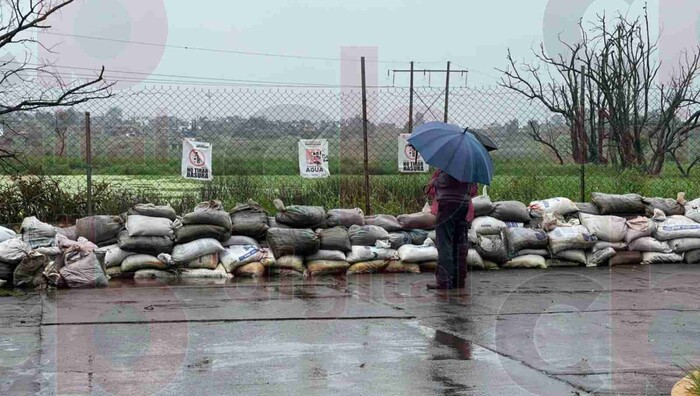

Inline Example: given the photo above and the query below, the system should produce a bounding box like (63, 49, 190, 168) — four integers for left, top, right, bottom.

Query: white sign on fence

(398, 134, 428, 173)
(181, 139, 213, 181)
(298, 139, 330, 178)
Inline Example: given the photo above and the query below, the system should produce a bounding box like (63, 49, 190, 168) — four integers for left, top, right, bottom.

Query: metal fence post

(408, 61, 414, 133)
(580, 66, 586, 203)
(361, 57, 371, 215)
(444, 61, 451, 122)
(85, 112, 93, 216)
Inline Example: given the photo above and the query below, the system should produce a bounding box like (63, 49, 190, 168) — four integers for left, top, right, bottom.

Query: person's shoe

(426, 283, 452, 290)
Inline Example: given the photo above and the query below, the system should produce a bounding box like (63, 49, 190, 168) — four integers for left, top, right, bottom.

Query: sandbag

(306, 250, 346, 261)
(230, 200, 269, 239)
(121, 254, 169, 273)
(625, 217, 656, 243)
(471, 216, 507, 236)
(575, 202, 600, 215)
(490, 201, 530, 223)
(553, 250, 587, 265)
(76, 216, 124, 244)
(182, 200, 232, 230)
(609, 251, 642, 266)
(387, 232, 412, 249)
(586, 248, 616, 267)
(472, 194, 494, 217)
(628, 237, 673, 253)
(384, 261, 421, 274)
(397, 211, 435, 230)
(418, 261, 438, 272)
(546, 259, 580, 268)
(233, 262, 265, 278)
(668, 238, 700, 254)
(654, 216, 700, 241)
(273, 199, 326, 228)
(548, 226, 597, 254)
(306, 260, 350, 276)
(117, 231, 174, 255)
(397, 244, 438, 263)
(516, 249, 550, 258)
(641, 252, 684, 265)
(187, 253, 219, 270)
(96, 244, 136, 268)
(180, 265, 231, 279)
(21, 217, 56, 249)
(347, 260, 389, 274)
(259, 248, 276, 267)
(684, 249, 700, 264)
(346, 246, 397, 264)
(222, 235, 260, 248)
(134, 269, 177, 280)
(503, 228, 548, 255)
(174, 223, 230, 244)
(60, 252, 108, 288)
(467, 249, 485, 269)
(171, 238, 224, 265)
(364, 215, 402, 232)
(579, 213, 627, 242)
(0, 262, 14, 281)
(317, 227, 351, 252)
(106, 266, 132, 279)
(266, 228, 320, 258)
(126, 215, 173, 237)
(327, 208, 365, 228)
(502, 255, 547, 269)
(643, 197, 685, 217)
(35, 247, 61, 257)
(591, 241, 628, 252)
(269, 255, 306, 273)
(13, 252, 47, 287)
(528, 198, 579, 217)
(0, 239, 31, 264)
(684, 199, 700, 223)
(591, 193, 644, 215)
(267, 217, 290, 229)
(475, 235, 509, 264)
(220, 245, 263, 272)
(348, 225, 390, 247)
(0, 226, 16, 243)
(128, 203, 177, 221)
(409, 229, 429, 245)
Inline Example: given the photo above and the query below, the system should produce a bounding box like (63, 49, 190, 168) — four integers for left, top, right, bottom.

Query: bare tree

(528, 120, 566, 165)
(0, 0, 114, 170)
(500, 6, 700, 175)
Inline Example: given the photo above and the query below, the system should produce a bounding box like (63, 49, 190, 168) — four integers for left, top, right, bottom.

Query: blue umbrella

(409, 121, 494, 185)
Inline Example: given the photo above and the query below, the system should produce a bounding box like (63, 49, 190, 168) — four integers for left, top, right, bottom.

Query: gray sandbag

(35, 247, 61, 258)
(365, 215, 402, 232)
(591, 241, 628, 252)
(397, 244, 438, 263)
(306, 250, 346, 261)
(133, 269, 177, 280)
(55, 226, 77, 241)
(503, 255, 547, 269)
(388, 232, 412, 249)
(220, 245, 265, 272)
(624, 217, 656, 243)
(503, 228, 548, 256)
(346, 246, 397, 264)
(327, 208, 365, 228)
(267, 217, 290, 229)
(627, 237, 672, 253)
(95, 244, 137, 268)
(472, 195, 494, 217)
(409, 229, 429, 245)
(591, 193, 644, 215)
(267, 228, 320, 258)
(222, 235, 260, 248)
(546, 259, 580, 268)
(230, 200, 269, 240)
(516, 249, 550, 258)
(76, 215, 124, 244)
(13, 252, 48, 287)
(490, 201, 530, 223)
(174, 223, 230, 244)
(668, 238, 700, 254)
(654, 216, 700, 241)
(0, 226, 15, 244)
(117, 231, 174, 255)
(471, 216, 507, 236)
(186, 253, 219, 270)
(348, 225, 390, 246)
(126, 215, 173, 237)
(21, 217, 56, 249)
(0, 239, 31, 265)
(684, 199, 700, 223)
(273, 199, 326, 228)
(586, 247, 616, 267)
(579, 213, 627, 243)
(397, 211, 435, 230)
(576, 202, 600, 215)
(60, 252, 108, 288)
(553, 250, 587, 266)
(609, 251, 642, 266)
(121, 254, 169, 273)
(476, 235, 509, 264)
(641, 252, 684, 265)
(171, 238, 225, 265)
(528, 198, 579, 217)
(128, 203, 177, 221)
(685, 249, 700, 264)
(182, 200, 232, 230)
(317, 227, 351, 252)
(548, 226, 597, 254)
(643, 197, 685, 217)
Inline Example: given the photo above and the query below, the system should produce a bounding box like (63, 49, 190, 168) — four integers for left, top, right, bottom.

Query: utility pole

(361, 57, 371, 215)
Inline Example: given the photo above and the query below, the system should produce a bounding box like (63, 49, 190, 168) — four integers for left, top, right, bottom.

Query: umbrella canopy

(468, 129, 498, 152)
(409, 121, 494, 185)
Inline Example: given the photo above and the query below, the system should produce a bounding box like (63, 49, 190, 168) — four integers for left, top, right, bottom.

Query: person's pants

(435, 200, 469, 289)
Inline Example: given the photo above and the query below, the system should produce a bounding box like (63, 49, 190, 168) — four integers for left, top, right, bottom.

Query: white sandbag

(654, 216, 700, 241)
(0, 226, 16, 243)
(668, 238, 700, 254)
(221, 235, 260, 247)
(21, 216, 57, 249)
(528, 198, 579, 217)
(628, 237, 673, 253)
(121, 254, 169, 273)
(171, 238, 224, 265)
(516, 249, 550, 258)
(126, 215, 174, 237)
(306, 250, 346, 261)
(134, 269, 177, 280)
(0, 238, 31, 264)
(579, 213, 627, 242)
(641, 252, 684, 265)
(96, 244, 136, 269)
(586, 248, 616, 267)
(548, 226, 597, 254)
(502, 255, 547, 269)
(471, 217, 507, 236)
(684, 198, 700, 223)
(180, 264, 231, 279)
(346, 246, 397, 264)
(624, 217, 656, 243)
(467, 249, 484, 269)
(591, 241, 628, 252)
(220, 245, 264, 272)
(60, 251, 108, 288)
(397, 244, 439, 263)
(553, 250, 587, 265)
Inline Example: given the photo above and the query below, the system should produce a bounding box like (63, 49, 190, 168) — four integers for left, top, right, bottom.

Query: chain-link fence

(2, 84, 699, 225)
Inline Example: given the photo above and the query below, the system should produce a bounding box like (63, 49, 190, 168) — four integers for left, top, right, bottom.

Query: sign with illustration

(398, 134, 428, 173)
(181, 139, 213, 181)
(298, 139, 330, 178)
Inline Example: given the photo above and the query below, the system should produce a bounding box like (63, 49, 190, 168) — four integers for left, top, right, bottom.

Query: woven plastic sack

(467, 249, 484, 269)
(684, 198, 700, 223)
(327, 208, 365, 228)
(668, 238, 700, 254)
(472, 194, 494, 217)
(234, 262, 265, 278)
(134, 269, 177, 280)
(117, 231, 174, 255)
(476, 235, 509, 264)
(348, 225, 390, 246)
(0, 239, 31, 264)
(364, 215, 402, 232)
(230, 200, 269, 239)
(222, 236, 260, 248)
(409, 229, 430, 245)
(21, 217, 57, 249)
(220, 245, 264, 272)
(641, 252, 684, 265)
(591, 241, 628, 252)
(60, 252, 108, 288)
(397, 244, 438, 263)
(317, 227, 351, 252)
(472, 216, 507, 236)
(0, 226, 16, 244)
(654, 216, 700, 241)
(575, 202, 600, 215)
(643, 197, 685, 217)
(591, 193, 644, 215)
(528, 198, 579, 217)
(516, 249, 550, 258)
(579, 213, 627, 242)
(269, 255, 306, 273)
(624, 217, 656, 243)
(76, 215, 124, 244)
(503, 228, 548, 255)
(306, 250, 346, 261)
(273, 199, 326, 228)
(126, 215, 173, 237)
(347, 260, 389, 274)
(128, 203, 177, 221)
(187, 253, 219, 270)
(267, 228, 320, 258)
(384, 261, 421, 274)
(548, 226, 597, 254)
(684, 249, 700, 264)
(180, 264, 231, 279)
(628, 237, 673, 253)
(183, 200, 231, 229)
(503, 255, 547, 269)
(174, 223, 230, 244)
(96, 244, 136, 268)
(609, 251, 642, 266)
(346, 246, 397, 264)
(171, 238, 224, 265)
(490, 201, 530, 223)
(388, 232, 412, 249)
(586, 247, 616, 267)
(121, 254, 169, 272)
(13, 252, 48, 287)
(553, 250, 587, 265)
(397, 209, 435, 230)
(306, 260, 350, 276)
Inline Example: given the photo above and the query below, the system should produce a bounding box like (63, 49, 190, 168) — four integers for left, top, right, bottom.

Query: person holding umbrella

(409, 122, 496, 291)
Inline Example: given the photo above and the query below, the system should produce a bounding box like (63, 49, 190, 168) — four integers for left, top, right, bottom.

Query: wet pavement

(1, 264, 699, 395)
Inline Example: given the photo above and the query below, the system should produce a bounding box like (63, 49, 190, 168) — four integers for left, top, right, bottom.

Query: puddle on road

(405, 321, 495, 362)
